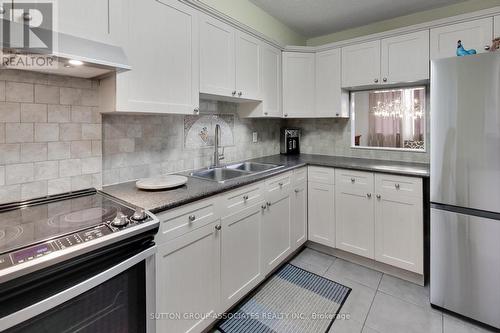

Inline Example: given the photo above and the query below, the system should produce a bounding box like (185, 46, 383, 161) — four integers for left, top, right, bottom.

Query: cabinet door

(260, 43, 282, 117)
(430, 18, 493, 59)
(221, 204, 263, 309)
(342, 40, 381, 87)
(375, 192, 423, 274)
(495, 15, 500, 37)
(291, 181, 307, 250)
(307, 181, 335, 247)
(116, 0, 199, 114)
(235, 31, 260, 100)
(199, 14, 235, 97)
(335, 186, 374, 259)
(156, 222, 221, 333)
(262, 190, 291, 274)
(381, 30, 429, 84)
(282, 52, 315, 118)
(315, 49, 344, 117)
(56, 0, 110, 44)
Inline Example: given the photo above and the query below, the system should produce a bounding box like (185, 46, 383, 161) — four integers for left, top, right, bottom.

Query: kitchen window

(351, 86, 426, 151)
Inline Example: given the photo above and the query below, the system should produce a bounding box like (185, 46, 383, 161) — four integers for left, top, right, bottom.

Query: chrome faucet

(213, 124, 225, 168)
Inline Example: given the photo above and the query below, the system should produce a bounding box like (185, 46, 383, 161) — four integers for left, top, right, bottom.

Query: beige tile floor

(213, 247, 498, 333)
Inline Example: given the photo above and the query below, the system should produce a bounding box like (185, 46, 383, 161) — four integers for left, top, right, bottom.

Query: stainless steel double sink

(189, 162, 284, 183)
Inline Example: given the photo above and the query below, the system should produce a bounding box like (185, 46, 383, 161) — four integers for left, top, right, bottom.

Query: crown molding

(179, 0, 286, 50)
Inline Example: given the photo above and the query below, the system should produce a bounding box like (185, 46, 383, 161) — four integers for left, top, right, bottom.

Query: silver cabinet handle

(264, 112, 268, 116)
(243, 195, 249, 200)
(278, 182, 283, 187)
(23, 13, 32, 21)
(366, 193, 372, 198)
(188, 215, 196, 222)
(294, 189, 300, 193)
(336, 113, 340, 117)
(284, 114, 288, 117)
(266, 201, 271, 207)
(238, 91, 242, 97)
(485, 45, 491, 51)
(374, 78, 379, 83)
(376, 194, 381, 199)
(383, 77, 387, 82)
(232, 90, 236, 96)
(215, 224, 222, 231)
(193, 107, 199, 113)
(395, 184, 400, 190)
(261, 204, 267, 210)
(351, 178, 355, 183)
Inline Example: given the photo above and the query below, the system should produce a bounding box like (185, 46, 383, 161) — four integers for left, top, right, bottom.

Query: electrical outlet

(252, 132, 258, 143)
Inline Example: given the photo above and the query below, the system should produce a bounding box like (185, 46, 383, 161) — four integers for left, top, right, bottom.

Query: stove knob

(132, 208, 147, 221)
(111, 213, 129, 227)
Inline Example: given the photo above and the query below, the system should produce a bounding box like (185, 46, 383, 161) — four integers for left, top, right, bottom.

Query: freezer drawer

(431, 207, 500, 329)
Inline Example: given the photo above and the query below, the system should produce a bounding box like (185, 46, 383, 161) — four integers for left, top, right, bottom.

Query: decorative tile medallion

(184, 114, 235, 149)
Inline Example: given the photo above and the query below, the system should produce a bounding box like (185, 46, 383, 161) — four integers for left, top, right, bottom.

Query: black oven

(0, 233, 156, 333)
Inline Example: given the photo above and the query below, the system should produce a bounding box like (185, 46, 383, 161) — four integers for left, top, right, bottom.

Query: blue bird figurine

(456, 40, 477, 56)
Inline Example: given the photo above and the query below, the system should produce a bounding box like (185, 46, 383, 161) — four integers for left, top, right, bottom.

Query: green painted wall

(199, 0, 306, 46)
(307, 0, 500, 46)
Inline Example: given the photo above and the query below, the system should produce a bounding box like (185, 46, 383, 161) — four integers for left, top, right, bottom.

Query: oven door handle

(2, 245, 157, 331)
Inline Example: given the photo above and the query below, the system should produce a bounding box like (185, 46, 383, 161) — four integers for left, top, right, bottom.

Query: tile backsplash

(102, 100, 281, 185)
(0, 70, 102, 204)
(285, 118, 430, 163)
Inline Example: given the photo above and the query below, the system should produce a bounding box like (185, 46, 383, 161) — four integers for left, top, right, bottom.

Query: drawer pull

(366, 193, 372, 199)
(294, 189, 300, 193)
(215, 224, 221, 231)
(267, 201, 271, 207)
(278, 182, 283, 187)
(351, 178, 355, 183)
(243, 195, 249, 201)
(261, 204, 267, 210)
(188, 215, 196, 222)
(376, 194, 381, 199)
(395, 184, 400, 190)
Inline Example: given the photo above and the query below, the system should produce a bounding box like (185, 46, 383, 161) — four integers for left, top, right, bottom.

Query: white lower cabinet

(156, 222, 221, 333)
(374, 174, 423, 274)
(307, 182, 335, 247)
(335, 184, 375, 259)
(291, 180, 307, 251)
(221, 204, 263, 308)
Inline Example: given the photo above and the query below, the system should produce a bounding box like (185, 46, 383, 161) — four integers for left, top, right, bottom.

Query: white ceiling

(249, 0, 468, 38)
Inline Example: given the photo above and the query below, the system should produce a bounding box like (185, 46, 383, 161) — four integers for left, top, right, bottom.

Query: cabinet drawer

(266, 172, 292, 192)
(375, 174, 422, 198)
(222, 182, 264, 217)
(335, 169, 374, 191)
(156, 198, 219, 244)
(308, 166, 335, 184)
(293, 167, 307, 184)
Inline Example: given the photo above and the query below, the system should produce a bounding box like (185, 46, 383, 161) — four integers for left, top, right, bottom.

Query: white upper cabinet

(235, 31, 261, 100)
(430, 18, 493, 59)
(199, 14, 236, 98)
(260, 44, 282, 117)
(495, 15, 500, 37)
(101, 0, 199, 114)
(55, 0, 111, 44)
(315, 49, 347, 117)
(381, 30, 430, 84)
(282, 52, 315, 118)
(342, 40, 381, 87)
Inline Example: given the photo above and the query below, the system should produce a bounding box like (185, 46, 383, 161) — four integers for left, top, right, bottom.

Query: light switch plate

(252, 132, 258, 143)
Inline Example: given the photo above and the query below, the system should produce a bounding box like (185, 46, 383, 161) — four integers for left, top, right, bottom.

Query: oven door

(0, 237, 156, 333)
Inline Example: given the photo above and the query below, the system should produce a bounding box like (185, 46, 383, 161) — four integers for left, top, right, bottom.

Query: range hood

(0, 19, 130, 78)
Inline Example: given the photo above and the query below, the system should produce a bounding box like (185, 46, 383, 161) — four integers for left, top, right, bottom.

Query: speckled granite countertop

(101, 154, 429, 214)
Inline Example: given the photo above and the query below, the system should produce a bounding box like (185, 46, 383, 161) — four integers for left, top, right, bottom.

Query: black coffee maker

(280, 128, 300, 155)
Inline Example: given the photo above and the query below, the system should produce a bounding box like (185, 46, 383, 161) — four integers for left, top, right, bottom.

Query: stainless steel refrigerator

(430, 52, 500, 329)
